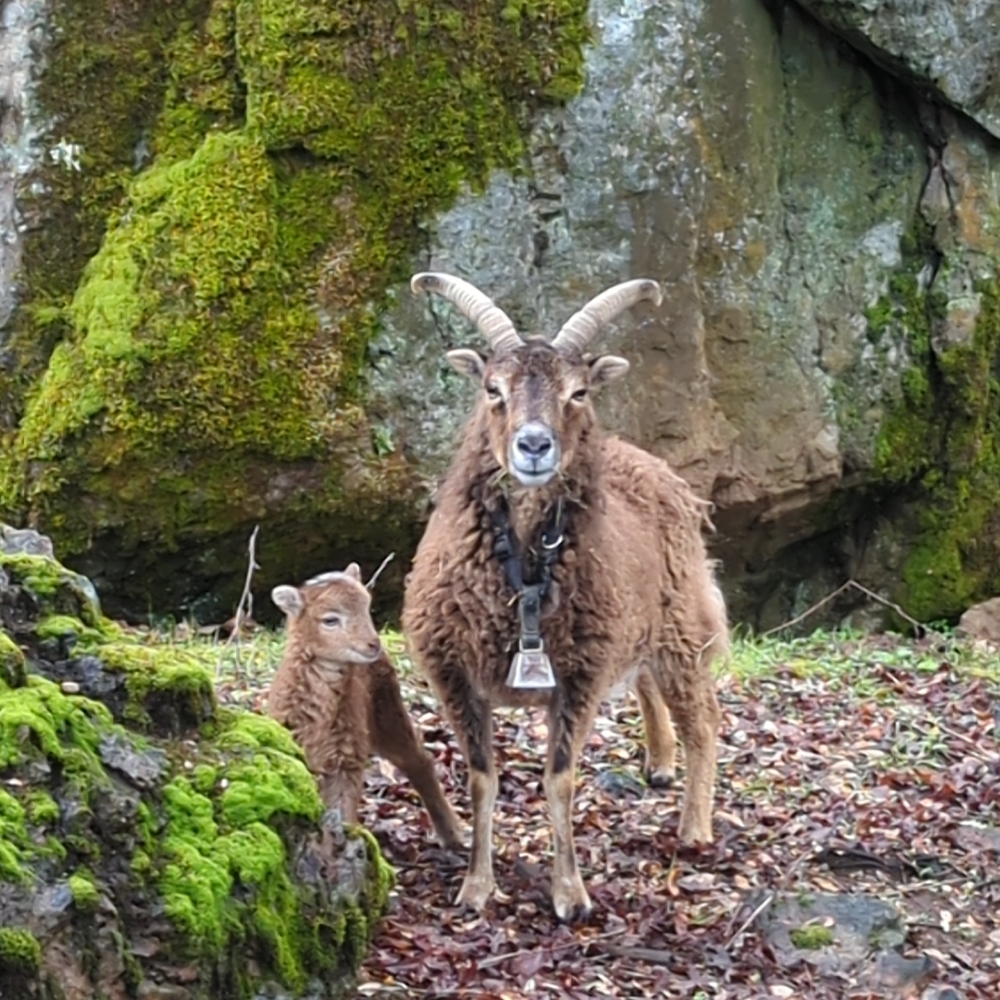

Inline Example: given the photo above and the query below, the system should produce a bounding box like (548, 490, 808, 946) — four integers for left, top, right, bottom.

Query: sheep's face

(272, 564, 382, 669)
(448, 340, 629, 487)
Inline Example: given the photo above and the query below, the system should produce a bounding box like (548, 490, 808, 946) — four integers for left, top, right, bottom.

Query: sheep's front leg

(436, 679, 497, 910)
(545, 687, 600, 921)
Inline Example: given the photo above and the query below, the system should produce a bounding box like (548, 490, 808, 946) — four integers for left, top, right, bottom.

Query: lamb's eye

(485, 384, 502, 402)
(571, 388, 588, 403)
(321, 614, 343, 629)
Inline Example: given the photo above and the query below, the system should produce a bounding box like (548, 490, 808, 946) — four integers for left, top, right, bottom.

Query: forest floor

(207, 628, 1000, 1000)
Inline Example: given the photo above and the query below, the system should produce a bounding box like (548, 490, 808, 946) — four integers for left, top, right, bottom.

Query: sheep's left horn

(411, 272, 524, 355)
(552, 279, 662, 354)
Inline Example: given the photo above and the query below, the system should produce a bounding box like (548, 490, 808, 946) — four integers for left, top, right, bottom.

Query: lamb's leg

(368, 665, 465, 850)
(319, 766, 365, 826)
(431, 674, 497, 910)
(653, 657, 720, 844)
(634, 666, 676, 787)
(545, 686, 601, 921)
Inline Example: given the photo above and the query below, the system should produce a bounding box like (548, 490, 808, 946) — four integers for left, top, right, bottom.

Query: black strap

(489, 497, 566, 652)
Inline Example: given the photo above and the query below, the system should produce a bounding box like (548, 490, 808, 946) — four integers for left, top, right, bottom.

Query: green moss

(355, 825, 395, 918)
(0, 676, 112, 779)
(68, 869, 102, 910)
(869, 220, 1000, 621)
(25, 790, 60, 826)
(0, 0, 209, 429)
(790, 924, 835, 949)
(156, 708, 385, 987)
(0, 789, 31, 882)
(0, 553, 103, 627)
(36, 614, 123, 647)
(0, 631, 26, 689)
(0, 0, 591, 587)
(0, 928, 42, 976)
(95, 640, 216, 731)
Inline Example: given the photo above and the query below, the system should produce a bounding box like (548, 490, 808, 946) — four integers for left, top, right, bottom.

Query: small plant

(790, 923, 835, 949)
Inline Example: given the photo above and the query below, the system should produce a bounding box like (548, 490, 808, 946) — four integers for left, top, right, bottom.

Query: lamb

(268, 563, 463, 850)
(402, 273, 729, 920)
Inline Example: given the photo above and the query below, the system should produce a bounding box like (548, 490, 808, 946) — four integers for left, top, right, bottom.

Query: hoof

(455, 873, 495, 912)
(551, 878, 593, 924)
(438, 827, 469, 854)
(644, 767, 675, 790)
(678, 816, 713, 847)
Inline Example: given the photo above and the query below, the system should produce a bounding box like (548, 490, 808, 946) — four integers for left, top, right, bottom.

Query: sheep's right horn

(411, 273, 524, 355)
(552, 279, 663, 354)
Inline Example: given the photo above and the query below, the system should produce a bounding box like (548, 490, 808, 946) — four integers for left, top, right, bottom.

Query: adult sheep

(402, 273, 728, 920)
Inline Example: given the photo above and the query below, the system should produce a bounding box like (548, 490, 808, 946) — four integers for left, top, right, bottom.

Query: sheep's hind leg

(545, 690, 601, 921)
(635, 666, 676, 788)
(654, 657, 720, 844)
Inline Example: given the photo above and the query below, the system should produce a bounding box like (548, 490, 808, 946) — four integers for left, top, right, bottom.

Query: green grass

(146, 621, 1000, 700)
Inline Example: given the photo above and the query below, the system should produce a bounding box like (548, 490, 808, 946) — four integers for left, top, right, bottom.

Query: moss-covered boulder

(0, 0, 590, 622)
(0, 528, 393, 999)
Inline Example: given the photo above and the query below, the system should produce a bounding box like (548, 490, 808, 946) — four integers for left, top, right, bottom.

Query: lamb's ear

(589, 354, 630, 388)
(343, 562, 362, 582)
(446, 348, 486, 380)
(272, 585, 304, 617)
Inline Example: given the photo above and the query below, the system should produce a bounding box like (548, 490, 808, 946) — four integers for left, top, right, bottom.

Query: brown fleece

(403, 341, 728, 917)
(268, 572, 463, 849)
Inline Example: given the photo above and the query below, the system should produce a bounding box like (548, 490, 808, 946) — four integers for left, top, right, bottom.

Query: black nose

(516, 428, 553, 458)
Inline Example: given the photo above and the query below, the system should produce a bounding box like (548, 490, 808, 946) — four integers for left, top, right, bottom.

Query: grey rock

(757, 890, 907, 974)
(31, 882, 75, 929)
(0, 523, 55, 558)
(956, 597, 1000, 643)
(594, 767, 647, 799)
(0, 0, 49, 338)
(794, 0, 1000, 139)
(99, 733, 168, 790)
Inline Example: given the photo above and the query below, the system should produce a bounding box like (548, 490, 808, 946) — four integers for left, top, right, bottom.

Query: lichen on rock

(0, 528, 393, 997)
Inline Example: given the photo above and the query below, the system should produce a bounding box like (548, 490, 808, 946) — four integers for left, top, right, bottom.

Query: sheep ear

(589, 354, 630, 388)
(446, 348, 486, 380)
(272, 585, 304, 617)
(344, 562, 362, 582)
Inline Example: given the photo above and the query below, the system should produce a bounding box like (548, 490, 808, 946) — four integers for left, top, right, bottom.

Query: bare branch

(760, 578, 935, 639)
(225, 524, 260, 678)
(365, 552, 396, 591)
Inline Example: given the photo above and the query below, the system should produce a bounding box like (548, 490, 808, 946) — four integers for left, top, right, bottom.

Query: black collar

(489, 495, 566, 652)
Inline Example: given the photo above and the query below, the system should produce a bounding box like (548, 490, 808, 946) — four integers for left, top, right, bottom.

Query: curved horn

(551, 279, 663, 354)
(411, 272, 524, 355)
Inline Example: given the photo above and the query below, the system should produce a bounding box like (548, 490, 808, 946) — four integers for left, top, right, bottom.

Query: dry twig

(366, 552, 396, 591)
(761, 578, 932, 638)
(225, 524, 260, 678)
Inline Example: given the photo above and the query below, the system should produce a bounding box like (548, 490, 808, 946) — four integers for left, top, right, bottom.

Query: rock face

(0, 526, 393, 999)
(0, 0, 999, 628)
(794, 0, 1000, 140)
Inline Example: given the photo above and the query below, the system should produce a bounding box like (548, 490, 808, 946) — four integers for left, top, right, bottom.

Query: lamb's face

(272, 565, 382, 668)
(449, 341, 630, 487)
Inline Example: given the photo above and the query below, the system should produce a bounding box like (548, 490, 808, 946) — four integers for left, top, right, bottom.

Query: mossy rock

(0, 631, 26, 689)
(864, 219, 1000, 621)
(0, 535, 393, 997)
(0, 0, 590, 622)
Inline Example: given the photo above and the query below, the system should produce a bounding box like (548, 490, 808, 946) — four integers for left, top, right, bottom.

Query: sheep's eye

(571, 388, 588, 403)
(485, 383, 502, 402)
(321, 614, 343, 629)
